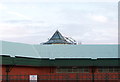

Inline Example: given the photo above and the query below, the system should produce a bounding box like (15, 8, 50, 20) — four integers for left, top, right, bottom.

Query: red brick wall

(2, 65, 56, 75)
(2, 65, 119, 82)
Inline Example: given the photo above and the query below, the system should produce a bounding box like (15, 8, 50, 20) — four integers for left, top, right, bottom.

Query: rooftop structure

(43, 30, 77, 44)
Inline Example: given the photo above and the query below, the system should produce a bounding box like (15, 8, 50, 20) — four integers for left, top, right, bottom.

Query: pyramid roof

(44, 30, 71, 44)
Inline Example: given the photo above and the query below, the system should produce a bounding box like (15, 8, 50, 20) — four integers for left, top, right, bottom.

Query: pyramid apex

(55, 30, 59, 32)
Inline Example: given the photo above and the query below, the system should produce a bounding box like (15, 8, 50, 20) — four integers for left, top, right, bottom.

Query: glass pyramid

(43, 30, 71, 44)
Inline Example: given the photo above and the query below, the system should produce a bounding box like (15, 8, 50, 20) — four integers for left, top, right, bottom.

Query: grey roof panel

(0, 40, 118, 59)
(1, 41, 40, 58)
(34, 44, 118, 59)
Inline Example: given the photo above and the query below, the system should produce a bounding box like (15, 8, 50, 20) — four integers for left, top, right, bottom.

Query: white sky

(0, 0, 118, 44)
(0, 0, 119, 3)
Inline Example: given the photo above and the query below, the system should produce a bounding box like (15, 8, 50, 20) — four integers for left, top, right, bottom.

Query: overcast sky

(0, 0, 118, 44)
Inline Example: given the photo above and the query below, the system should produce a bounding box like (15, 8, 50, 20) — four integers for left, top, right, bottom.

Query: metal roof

(0, 40, 118, 59)
(1, 56, 119, 66)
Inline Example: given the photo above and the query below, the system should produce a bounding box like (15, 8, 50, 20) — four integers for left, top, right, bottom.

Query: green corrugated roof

(0, 40, 118, 59)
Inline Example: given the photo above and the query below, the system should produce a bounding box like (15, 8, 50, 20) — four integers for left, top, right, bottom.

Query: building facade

(1, 56, 120, 82)
(0, 31, 119, 82)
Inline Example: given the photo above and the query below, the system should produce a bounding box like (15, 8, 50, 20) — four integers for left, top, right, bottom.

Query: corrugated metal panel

(14, 57, 51, 66)
(1, 56, 119, 66)
(1, 56, 13, 65)
(54, 58, 92, 66)
(94, 59, 119, 66)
